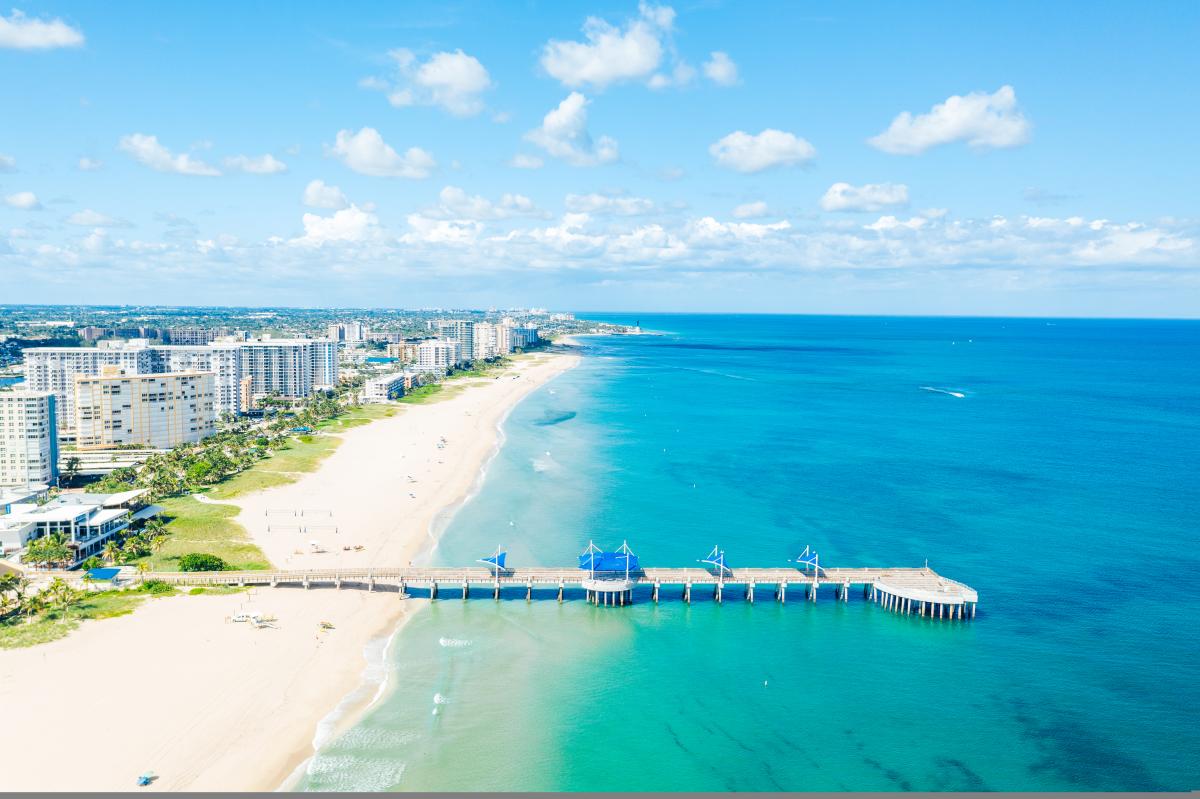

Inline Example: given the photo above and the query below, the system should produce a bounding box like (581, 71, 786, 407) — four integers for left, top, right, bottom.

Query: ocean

(294, 315, 1199, 792)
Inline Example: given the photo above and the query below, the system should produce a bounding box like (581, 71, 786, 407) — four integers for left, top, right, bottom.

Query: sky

(1, 0, 1198, 316)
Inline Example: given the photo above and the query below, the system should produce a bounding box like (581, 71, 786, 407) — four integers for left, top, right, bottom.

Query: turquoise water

(296, 315, 1199, 791)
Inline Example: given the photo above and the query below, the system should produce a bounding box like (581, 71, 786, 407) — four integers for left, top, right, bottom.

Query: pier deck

(140, 564, 978, 619)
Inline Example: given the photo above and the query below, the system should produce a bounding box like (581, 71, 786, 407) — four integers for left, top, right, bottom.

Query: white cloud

(293, 205, 379, 246)
(428, 186, 543, 220)
(732, 201, 769, 219)
(4, 191, 40, 210)
(703, 51, 738, 86)
(710, 129, 815, 173)
(869, 85, 1031, 155)
(689, 216, 792, 244)
(329, 127, 436, 179)
(77, 157, 103, 171)
(510, 154, 544, 170)
(66, 209, 127, 227)
(820, 182, 909, 212)
(863, 215, 928, 232)
(223, 153, 288, 174)
(302, 180, 349, 210)
(566, 193, 654, 215)
(368, 49, 493, 117)
(0, 9, 84, 49)
(647, 61, 696, 90)
(0, 154, 15, 172)
(540, 3, 674, 90)
(525, 93, 618, 166)
(402, 214, 484, 246)
(118, 133, 221, 176)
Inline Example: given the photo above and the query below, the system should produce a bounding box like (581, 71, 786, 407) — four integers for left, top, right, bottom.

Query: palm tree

(102, 541, 122, 565)
(135, 561, 151, 584)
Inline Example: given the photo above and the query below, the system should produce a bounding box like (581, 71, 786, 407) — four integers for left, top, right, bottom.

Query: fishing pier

(143, 543, 979, 620)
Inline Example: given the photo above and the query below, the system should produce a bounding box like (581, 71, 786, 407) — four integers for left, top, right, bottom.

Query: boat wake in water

(920, 386, 966, 398)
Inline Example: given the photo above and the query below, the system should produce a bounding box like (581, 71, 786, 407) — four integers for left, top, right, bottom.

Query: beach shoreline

(0, 348, 580, 793)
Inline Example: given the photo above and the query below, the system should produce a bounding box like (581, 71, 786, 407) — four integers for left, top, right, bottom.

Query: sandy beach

(0, 349, 579, 792)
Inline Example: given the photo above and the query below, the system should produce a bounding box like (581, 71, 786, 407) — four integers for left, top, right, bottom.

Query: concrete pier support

(335, 578, 342, 590)
(493, 582, 500, 600)
(714, 582, 723, 603)
(652, 582, 660, 603)
(971, 602, 977, 619)
(430, 582, 438, 600)
(526, 579, 532, 602)
(558, 581, 564, 602)
(368, 578, 375, 592)
(842, 581, 850, 602)
(303, 578, 310, 590)
(746, 582, 755, 603)
(778, 583, 786, 604)
(462, 582, 469, 600)
(399, 582, 407, 599)
(684, 582, 691, 604)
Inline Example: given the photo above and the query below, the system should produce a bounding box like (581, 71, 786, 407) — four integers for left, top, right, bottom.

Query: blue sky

(1, 0, 1197, 315)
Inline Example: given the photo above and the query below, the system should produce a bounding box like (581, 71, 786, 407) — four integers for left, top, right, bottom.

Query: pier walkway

(144, 564, 979, 620)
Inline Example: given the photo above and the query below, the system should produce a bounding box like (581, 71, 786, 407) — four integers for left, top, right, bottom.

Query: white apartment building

(471, 322, 513, 360)
(327, 321, 367, 342)
(166, 326, 230, 345)
(386, 342, 420, 363)
(238, 340, 314, 398)
(436, 320, 475, 363)
(415, 339, 463, 372)
(74, 368, 216, 450)
(364, 372, 406, 403)
(311, 339, 340, 389)
(0, 490, 145, 564)
(0, 390, 59, 487)
(21, 345, 156, 433)
(155, 343, 244, 416)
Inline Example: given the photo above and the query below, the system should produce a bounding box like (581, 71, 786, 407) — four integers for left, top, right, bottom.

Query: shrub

(178, 553, 229, 572)
(140, 579, 176, 595)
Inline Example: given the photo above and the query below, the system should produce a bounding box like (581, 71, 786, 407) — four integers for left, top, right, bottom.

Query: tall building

(0, 389, 58, 487)
(326, 321, 367, 342)
(238, 340, 314, 398)
(21, 345, 157, 432)
(509, 324, 540, 350)
(415, 339, 463, 372)
(435, 320, 474, 363)
(472, 322, 512, 360)
(311, 339, 340, 389)
(155, 343, 244, 416)
(74, 368, 216, 450)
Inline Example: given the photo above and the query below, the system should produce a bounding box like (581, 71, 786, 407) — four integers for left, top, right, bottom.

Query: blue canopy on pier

(796, 547, 818, 567)
(578, 542, 639, 573)
(478, 551, 507, 569)
(86, 567, 121, 581)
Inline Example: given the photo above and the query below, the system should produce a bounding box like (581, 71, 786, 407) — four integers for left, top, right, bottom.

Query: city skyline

(2, 1, 1198, 316)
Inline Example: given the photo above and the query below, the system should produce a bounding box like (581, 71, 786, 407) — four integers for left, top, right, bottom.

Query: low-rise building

(0, 489, 150, 565)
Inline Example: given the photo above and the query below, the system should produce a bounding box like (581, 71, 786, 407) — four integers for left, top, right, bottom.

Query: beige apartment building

(73, 368, 216, 450)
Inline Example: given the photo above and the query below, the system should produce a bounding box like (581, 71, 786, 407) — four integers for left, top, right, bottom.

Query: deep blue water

(297, 315, 1200, 791)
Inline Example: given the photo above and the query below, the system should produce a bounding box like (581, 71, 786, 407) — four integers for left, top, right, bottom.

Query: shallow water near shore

(295, 315, 1200, 791)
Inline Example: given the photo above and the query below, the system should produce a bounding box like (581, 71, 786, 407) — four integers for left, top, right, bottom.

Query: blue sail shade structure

(578, 541, 640, 575)
(700, 545, 732, 577)
(478, 546, 508, 573)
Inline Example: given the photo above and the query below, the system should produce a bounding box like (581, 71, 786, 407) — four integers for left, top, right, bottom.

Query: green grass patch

(132, 496, 270, 572)
(317, 404, 398, 431)
(398, 383, 467, 404)
(0, 589, 154, 650)
(187, 585, 246, 596)
(205, 434, 342, 500)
